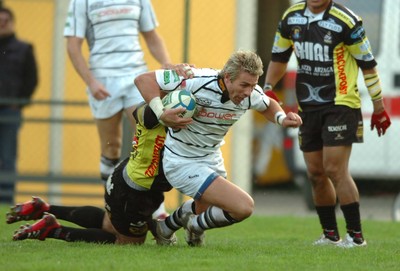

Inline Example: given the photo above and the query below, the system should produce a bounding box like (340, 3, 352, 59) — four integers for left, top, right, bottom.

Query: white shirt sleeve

(64, 0, 88, 38)
(139, 0, 159, 32)
(155, 69, 184, 91)
(250, 86, 270, 112)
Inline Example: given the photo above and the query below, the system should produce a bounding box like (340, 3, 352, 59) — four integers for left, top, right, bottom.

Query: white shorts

(87, 74, 145, 119)
(162, 147, 227, 199)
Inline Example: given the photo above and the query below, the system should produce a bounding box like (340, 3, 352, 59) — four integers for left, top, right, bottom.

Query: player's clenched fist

(282, 112, 302, 128)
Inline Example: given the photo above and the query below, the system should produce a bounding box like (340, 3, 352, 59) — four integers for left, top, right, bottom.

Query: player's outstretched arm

(261, 99, 302, 128)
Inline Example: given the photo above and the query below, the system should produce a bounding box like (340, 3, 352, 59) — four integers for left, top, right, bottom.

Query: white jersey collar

(304, 8, 325, 23)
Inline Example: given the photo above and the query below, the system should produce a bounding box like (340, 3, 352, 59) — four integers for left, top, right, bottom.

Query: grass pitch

(1, 205, 398, 271)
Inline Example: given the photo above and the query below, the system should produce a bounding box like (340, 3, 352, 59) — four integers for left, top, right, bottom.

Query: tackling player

(8, 103, 186, 245)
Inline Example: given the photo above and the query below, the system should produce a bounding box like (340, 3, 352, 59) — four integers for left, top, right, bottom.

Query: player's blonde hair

(220, 50, 264, 81)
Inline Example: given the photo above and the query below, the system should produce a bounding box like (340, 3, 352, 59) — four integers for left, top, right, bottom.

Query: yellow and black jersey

(272, 1, 377, 111)
(125, 103, 171, 191)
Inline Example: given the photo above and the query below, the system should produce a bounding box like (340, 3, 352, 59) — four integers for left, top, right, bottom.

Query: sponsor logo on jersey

(294, 42, 332, 62)
(335, 46, 348, 94)
(196, 97, 212, 106)
(197, 108, 238, 121)
(163, 70, 180, 85)
(330, 7, 356, 26)
(299, 64, 312, 73)
(98, 7, 133, 17)
(314, 66, 334, 75)
(299, 83, 330, 103)
(287, 14, 307, 25)
(318, 19, 343, 33)
(145, 135, 165, 177)
(350, 26, 365, 40)
(291, 27, 302, 40)
(91, 7, 135, 21)
(324, 31, 333, 44)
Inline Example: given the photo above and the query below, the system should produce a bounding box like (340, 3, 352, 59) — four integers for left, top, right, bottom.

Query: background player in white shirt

(64, 0, 173, 219)
(135, 50, 302, 246)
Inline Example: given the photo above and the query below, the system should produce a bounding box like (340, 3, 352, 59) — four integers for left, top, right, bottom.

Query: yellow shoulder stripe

(329, 6, 356, 28)
(282, 2, 305, 19)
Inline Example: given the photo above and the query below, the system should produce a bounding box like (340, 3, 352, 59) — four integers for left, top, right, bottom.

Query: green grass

(1, 205, 399, 271)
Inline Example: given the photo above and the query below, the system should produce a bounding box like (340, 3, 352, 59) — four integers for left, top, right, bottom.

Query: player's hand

(282, 112, 302, 128)
(371, 110, 391, 136)
(163, 63, 196, 79)
(160, 107, 193, 129)
(88, 80, 111, 100)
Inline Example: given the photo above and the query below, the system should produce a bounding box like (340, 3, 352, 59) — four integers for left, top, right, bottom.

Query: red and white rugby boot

(13, 213, 61, 241)
(6, 196, 50, 224)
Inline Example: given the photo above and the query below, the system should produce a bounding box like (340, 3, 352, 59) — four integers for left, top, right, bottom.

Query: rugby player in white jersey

(64, 0, 176, 219)
(135, 50, 303, 246)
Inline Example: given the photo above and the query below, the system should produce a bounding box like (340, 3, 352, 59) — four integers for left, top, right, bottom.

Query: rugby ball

(162, 89, 197, 118)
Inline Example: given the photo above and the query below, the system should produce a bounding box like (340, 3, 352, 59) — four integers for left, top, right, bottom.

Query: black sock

(315, 205, 340, 240)
(49, 206, 105, 228)
(340, 202, 362, 234)
(49, 226, 116, 244)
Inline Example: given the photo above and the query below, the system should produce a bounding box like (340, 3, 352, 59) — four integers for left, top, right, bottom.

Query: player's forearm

(264, 61, 288, 88)
(143, 31, 172, 67)
(66, 37, 95, 86)
(150, 44, 172, 67)
(262, 99, 286, 124)
(134, 72, 162, 103)
(135, 71, 166, 120)
(372, 99, 385, 113)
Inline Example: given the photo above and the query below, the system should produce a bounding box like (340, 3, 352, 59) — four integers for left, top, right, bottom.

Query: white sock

(152, 202, 168, 219)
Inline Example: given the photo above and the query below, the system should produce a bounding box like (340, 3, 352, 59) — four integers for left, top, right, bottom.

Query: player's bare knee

(234, 197, 254, 221)
(307, 170, 327, 186)
(243, 198, 255, 218)
(102, 140, 122, 157)
(324, 166, 344, 183)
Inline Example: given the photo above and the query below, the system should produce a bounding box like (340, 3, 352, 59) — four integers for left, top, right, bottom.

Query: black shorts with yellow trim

(104, 158, 164, 238)
(298, 105, 363, 152)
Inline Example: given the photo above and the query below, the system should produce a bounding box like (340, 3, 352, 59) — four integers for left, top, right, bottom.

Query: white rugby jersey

(64, 0, 158, 77)
(155, 68, 271, 158)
